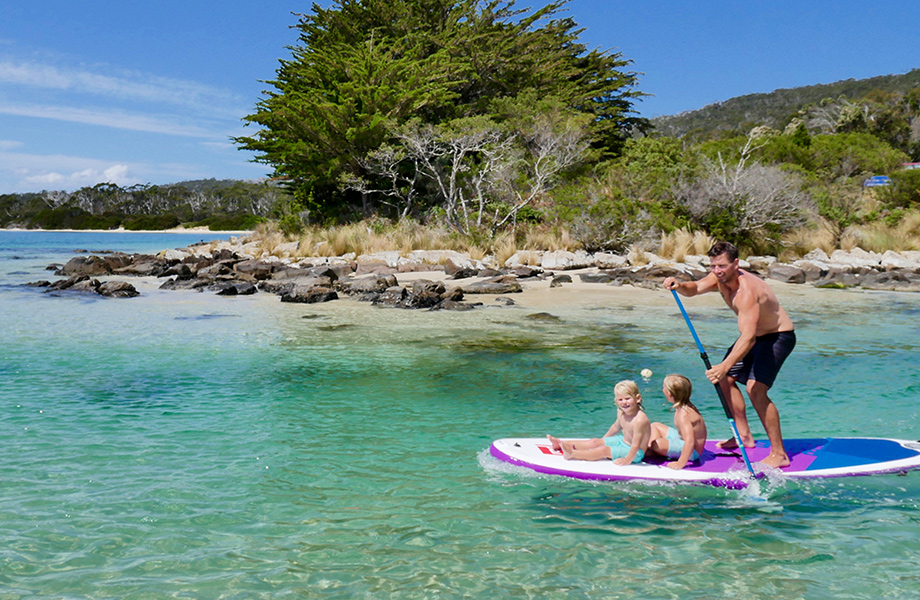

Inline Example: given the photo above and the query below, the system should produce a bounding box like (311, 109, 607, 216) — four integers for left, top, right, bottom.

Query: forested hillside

(652, 69, 920, 139)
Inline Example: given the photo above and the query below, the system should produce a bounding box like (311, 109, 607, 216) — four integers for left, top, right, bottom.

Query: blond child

(648, 374, 708, 469)
(547, 380, 651, 466)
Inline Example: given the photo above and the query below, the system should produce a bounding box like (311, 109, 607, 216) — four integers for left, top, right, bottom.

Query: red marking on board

(538, 445, 562, 455)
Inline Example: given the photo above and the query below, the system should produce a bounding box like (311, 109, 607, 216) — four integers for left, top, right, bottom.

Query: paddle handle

(671, 290, 757, 479)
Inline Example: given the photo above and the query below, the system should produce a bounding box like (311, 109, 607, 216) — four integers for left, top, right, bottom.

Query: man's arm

(663, 272, 719, 296)
(706, 286, 759, 383)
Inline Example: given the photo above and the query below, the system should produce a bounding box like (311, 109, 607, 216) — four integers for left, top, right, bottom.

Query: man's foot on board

(759, 453, 790, 469)
(715, 437, 755, 450)
(546, 435, 563, 452)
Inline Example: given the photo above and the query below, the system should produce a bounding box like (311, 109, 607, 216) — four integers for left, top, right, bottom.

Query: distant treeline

(0, 179, 294, 230)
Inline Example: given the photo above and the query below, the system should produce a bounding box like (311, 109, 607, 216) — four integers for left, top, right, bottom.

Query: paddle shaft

(671, 289, 757, 479)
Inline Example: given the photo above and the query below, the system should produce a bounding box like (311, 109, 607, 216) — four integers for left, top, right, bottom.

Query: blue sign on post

(863, 176, 891, 187)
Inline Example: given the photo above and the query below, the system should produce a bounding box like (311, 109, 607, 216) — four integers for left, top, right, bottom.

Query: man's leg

(716, 376, 756, 449)
(747, 380, 790, 468)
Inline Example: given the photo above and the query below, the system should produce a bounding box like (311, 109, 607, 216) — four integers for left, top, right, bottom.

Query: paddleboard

(490, 437, 920, 489)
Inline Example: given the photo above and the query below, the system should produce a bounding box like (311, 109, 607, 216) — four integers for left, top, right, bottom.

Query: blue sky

(1, 1, 917, 193)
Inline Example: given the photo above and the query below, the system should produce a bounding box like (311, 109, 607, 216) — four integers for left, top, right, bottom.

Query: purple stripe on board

(489, 443, 752, 489)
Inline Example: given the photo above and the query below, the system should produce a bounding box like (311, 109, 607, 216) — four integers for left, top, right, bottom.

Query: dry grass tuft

(242, 219, 583, 264)
(251, 222, 287, 256)
(842, 209, 920, 252)
(626, 245, 649, 265)
(520, 227, 580, 252)
(492, 232, 519, 266)
(781, 220, 838, 259)
(658, 228, 714, 261)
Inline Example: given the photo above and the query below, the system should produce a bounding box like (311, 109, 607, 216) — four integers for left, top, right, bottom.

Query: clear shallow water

(2, 231, 919, 599)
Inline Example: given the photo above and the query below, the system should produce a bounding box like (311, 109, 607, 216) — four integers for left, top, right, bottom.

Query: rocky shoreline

(27, 238, 920, 305)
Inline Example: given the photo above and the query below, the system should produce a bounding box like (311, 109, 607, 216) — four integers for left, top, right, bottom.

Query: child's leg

(546, 435, 564, 451)
(563, 442, 613, 461)
(647, 423, 670, 456)
(648, 437, 670, 456)
(560, 438, 607, 460)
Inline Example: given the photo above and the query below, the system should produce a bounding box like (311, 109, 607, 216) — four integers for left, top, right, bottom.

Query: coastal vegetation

(0, 179, 279, 231)
(4, 0, 920, 257)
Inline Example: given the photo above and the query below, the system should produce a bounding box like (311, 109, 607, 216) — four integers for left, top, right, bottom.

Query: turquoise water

(2, 231, 920, 599)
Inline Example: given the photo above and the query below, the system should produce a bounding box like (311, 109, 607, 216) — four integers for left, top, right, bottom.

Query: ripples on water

(2, 232, 920, 599)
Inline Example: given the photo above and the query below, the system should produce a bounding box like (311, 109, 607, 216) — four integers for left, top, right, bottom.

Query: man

(663, 242, 796, 468)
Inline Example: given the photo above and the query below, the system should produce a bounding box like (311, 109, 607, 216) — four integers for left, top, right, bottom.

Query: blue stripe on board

(806, 438, 920, 470)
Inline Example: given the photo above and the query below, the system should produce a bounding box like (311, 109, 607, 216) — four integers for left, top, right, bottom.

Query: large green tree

(235, 0, 646, 220)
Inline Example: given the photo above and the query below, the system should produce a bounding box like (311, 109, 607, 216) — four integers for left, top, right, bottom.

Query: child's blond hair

(663, 374, 700, 414)
(613, 379, 643, 411)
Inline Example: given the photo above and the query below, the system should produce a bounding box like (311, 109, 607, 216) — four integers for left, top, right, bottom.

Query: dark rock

(768, 264, 806, 284)
(355, 260, 397, 276)
(69, 278, 100, 293)
(57, 255, 111, 277)
(97, 281, 140, 298)
(160, 262, 198, 280)
(398, 261, 442, 273)
(441, 286, 463, 302)
(494, 296, 516, 306)
(48, 275, 91, 290)
(159, 277, 210, 291)
(434, 300, 480, 311)
(445, 259, 478, 279)
(373, 286, 408, 307)
(477, 268, 502, 277)
(338, 274, 398, 295)
(197, 260, 243, 279)
(448, 267, 479, 280)
(234, 259, 275, 280)
(112, 259, 165, 277)
(280, 285, 338, 303)
(510, 266, 542, 278)
(461, 276, 523, 294)
(579, 271, 617, 284)
(267, 266, 311, 280)
(814, 270, 862, 289)
(212, 249, 238, 261)
(400, 279, 446, 309)
(631, 264, 685, 282)
(859, 269, 920, 291)
(550, 274, 572, 288)
(302, 266, 343, 281)
(215, 282, 257, 296)
(796, 261, 828, 282)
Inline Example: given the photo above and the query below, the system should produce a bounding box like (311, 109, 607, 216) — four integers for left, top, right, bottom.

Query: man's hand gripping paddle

(671, 290, 757, 480)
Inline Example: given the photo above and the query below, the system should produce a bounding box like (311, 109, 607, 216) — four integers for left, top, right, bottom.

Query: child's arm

(614, 414, 650, 466)
(667, 411, 697, 470)
(602, 414, 623, 438)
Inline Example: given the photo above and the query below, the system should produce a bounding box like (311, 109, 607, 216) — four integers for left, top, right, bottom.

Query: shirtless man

(663, 242, 796, 468)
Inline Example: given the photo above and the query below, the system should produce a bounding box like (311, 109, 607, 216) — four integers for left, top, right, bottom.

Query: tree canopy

(234, 0, 647, 222)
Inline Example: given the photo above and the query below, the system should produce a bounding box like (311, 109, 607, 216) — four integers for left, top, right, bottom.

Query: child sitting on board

(647, 374, 708, 469)
(547, 380, 651, 465)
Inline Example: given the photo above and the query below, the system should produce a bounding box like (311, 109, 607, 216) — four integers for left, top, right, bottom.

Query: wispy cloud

(0, 52, 249, 140)
(0, 58, 244, 118)
(0, 101, 217, 138)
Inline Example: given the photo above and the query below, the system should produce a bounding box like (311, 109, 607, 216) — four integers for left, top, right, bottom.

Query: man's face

(709, 252, 738, 282)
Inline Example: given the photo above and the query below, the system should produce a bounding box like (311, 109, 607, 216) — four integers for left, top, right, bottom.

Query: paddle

(671, 289, 757, 480)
